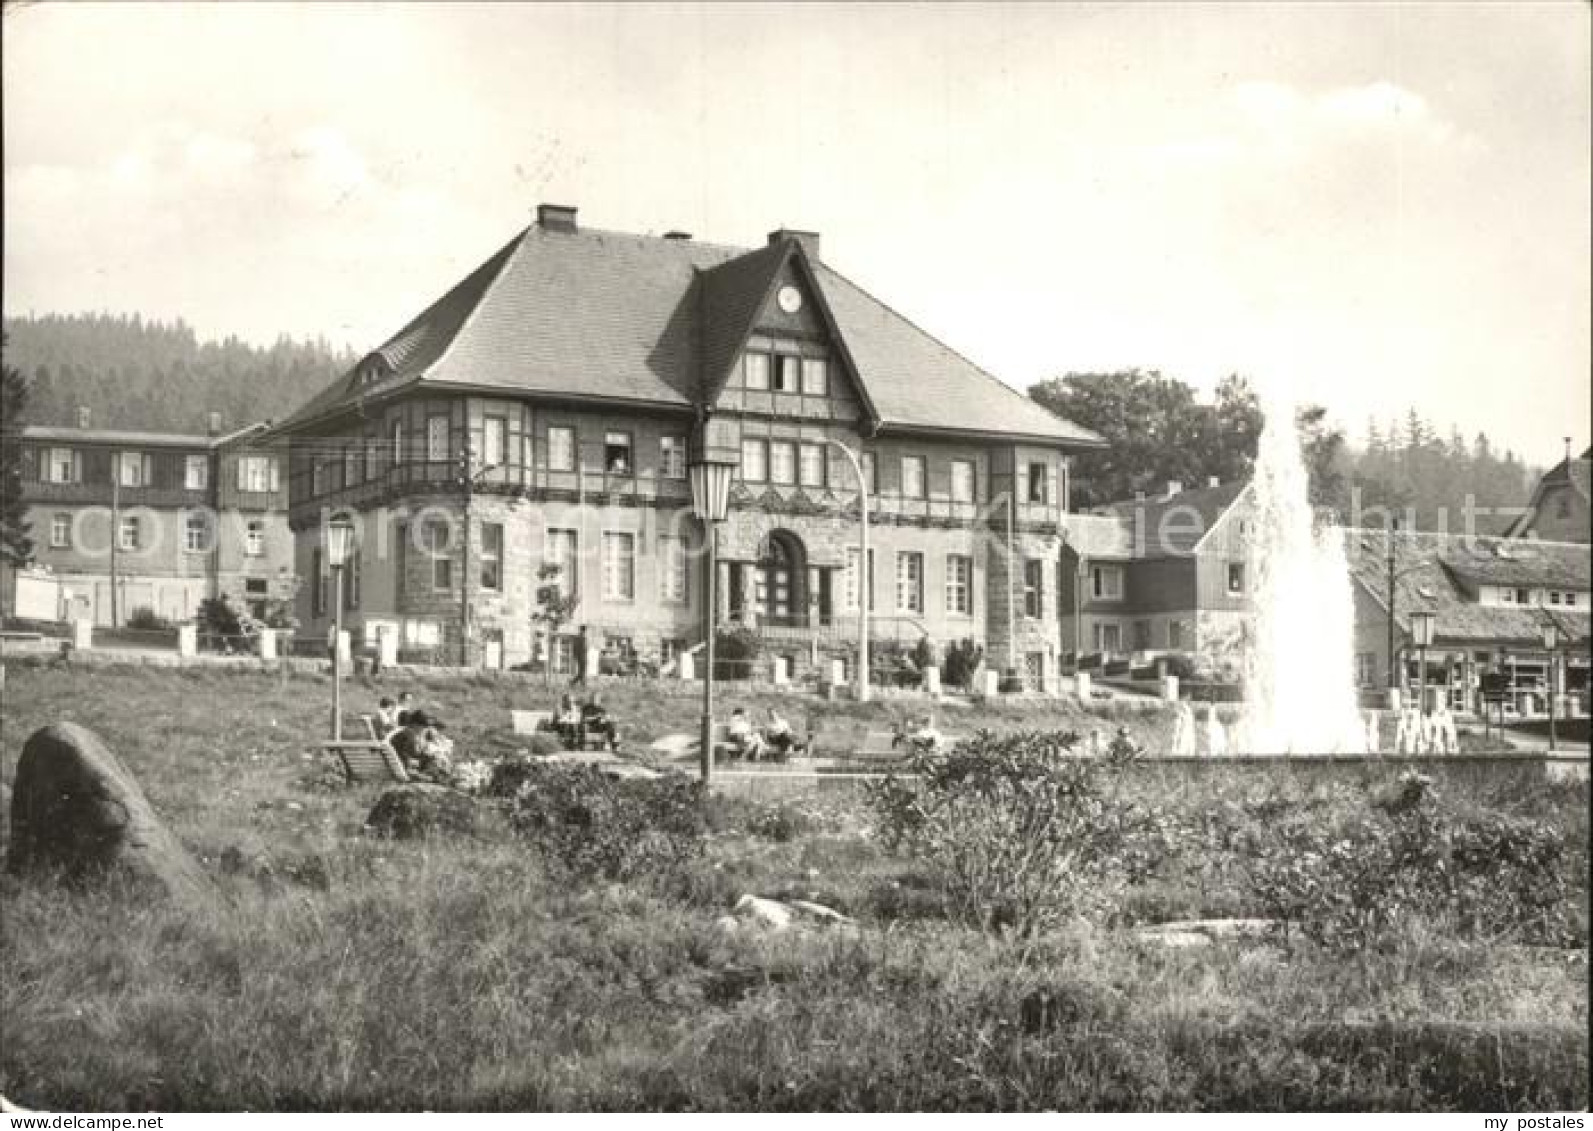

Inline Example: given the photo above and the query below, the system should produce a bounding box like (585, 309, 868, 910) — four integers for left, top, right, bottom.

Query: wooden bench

(321, 714, 409, 784)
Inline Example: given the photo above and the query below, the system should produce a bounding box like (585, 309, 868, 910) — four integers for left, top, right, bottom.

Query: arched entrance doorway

(753, 530, 807, 626)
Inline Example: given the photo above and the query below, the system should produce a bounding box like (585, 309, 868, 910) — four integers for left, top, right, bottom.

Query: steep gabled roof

(277, 219, 1103, 447)
(1504, 448, 1592, 536)
(1095, 480, 1250, 556)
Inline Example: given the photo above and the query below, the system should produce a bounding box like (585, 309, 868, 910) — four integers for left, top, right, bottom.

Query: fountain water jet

(1239, 385, 1367, 753)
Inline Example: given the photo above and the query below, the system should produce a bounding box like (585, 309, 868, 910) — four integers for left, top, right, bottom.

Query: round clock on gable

(776, 285, 803, 314)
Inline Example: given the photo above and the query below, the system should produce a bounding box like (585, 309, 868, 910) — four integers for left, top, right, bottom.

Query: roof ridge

(811, 261, 1102, 444)
(563, 224, 752, 257)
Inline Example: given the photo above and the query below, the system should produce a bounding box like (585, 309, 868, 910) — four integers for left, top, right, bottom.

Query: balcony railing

(22, 480, 213, 509)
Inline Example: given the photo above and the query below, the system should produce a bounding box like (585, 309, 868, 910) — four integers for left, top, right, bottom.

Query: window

(119, 452, 151, 487)
(364, 433, 380, 480)
(799, 443, 825, 488)
(845, 547, 876, 611)
(480, 522, 503, 591)
(246, 520, 264, 557)
(311, 460, 327, 496)
(602, 532, 636, 601)
(775, 355, 800, 393)
(46, 447, 78, 484)
(743, 351, 771, 390)
(118, 516, 140, 551)
(1566, 592, 1579, 608)
(1515, 587, 1530, 605)
(184, 455, 208, 490)
(1500, 587, 1514, 604)
(390, 419, 405, 466)
(347, 550, 362, 611)
(660, 435, 687, 479)
(950, 460, 975, 503)
(604, 431, 632, 475)
(861, 452, 877, 493)
(425, 520, 452, 590)
(946, 554, 973, 615)
(238, 456, 278, 493)
(660, 534, 689, 604)
(769, 441, 796, 485)
(548, 426, 576, 472)
(801, 357, 829, 396)
(546, 528, 578, 597)
(483, 417, 506, 470)
(426, 415, 450, 462)
(1227, 562, 1246, 596)
(1168, 621, 1184, 649)
(1550, 590, 1562, 606)
(344, 444, 361, 487)
(312, 549, 325, 617)
(741, 438, 768, 482)
(50, 513, 71, 549)
(246, 579, 268, 595)
(1023, 559, 1044, 618)
(1355, 652, 1377, 688)
(901, 455, 926, 498)
(1094, 622, 1122, 653)
(895, 551, 924, 614)
(1091, 564, 1123, 601)
(1027, 462, 1049, 504)
(1134, 619, 1151, 650)
(184, 512, 209, 553)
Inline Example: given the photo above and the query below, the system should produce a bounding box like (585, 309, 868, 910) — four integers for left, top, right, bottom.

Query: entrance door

(755, 532, 807, 625)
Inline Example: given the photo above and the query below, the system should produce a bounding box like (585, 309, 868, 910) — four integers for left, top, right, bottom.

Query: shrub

(126, 606, 173, 632)
(509, 763, 708, 882)
(745, 801, 815, 843)
(941, 637, 984, 689)
(867, 730, 1138, 937)
(997, 669, 1025, 693)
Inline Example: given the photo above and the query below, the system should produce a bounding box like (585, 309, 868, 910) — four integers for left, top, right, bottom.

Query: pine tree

(1, 347, 36, 567)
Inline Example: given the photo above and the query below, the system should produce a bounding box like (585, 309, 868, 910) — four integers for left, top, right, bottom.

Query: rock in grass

(7, 722, 211, 905)
(365, 783, 481, 839)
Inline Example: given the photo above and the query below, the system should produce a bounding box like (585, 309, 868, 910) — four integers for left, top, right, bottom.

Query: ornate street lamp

(689, 448, 736, 784)
(325, 514, 355, 740)
(1540, 619, 1560, 753)
(1409, 609, 1436, 719)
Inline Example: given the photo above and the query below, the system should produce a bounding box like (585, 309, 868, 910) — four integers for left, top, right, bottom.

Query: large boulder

(366, 783, 482, 839)
(8, 722, 211, 904)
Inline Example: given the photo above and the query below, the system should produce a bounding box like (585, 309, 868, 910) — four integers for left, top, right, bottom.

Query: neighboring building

(1344, 527, 1590, 712)
(273, 204, 1103, 681)
(8, 411, 294, 625)
(1059, 478, 1254, 657)
(1505, 444, 1590, 544)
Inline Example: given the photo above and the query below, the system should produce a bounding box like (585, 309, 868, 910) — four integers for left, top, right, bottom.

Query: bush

(509, 763, 708, 882)
(867, 730, 1141, 937)
(942, 637, 983, 689)
(997, 669, 1025, 693)
(126, 606, 173, 632)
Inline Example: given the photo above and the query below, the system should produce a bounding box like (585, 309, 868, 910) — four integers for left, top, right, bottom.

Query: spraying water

(1239, 385, 1366, 753)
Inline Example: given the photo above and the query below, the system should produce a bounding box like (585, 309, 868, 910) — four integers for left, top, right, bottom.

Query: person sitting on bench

(554, 692, 582, 749)
(375, 696, 402, 735)
(763, 708, 798, 758)
(393, 691, 417, 727)
(908, 713, 943, 753)
(580, 692, 620, 752)
(726, 708, 766, 761)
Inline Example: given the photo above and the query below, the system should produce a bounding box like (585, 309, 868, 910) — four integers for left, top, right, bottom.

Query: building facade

(1058, 479, 1254, 659)
(275, 206, 1103, 682)
(8, 413, 294, 625)
(1505, 444, 1590, 544)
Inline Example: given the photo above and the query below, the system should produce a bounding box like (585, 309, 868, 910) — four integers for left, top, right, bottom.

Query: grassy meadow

(0, 661, 1587, 1111)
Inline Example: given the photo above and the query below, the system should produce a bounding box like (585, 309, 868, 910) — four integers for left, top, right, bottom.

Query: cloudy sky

(4, 2, 1587, 462)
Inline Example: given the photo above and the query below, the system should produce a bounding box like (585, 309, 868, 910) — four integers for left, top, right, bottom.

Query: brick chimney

(76, 405, 91, 429)
(767, 228, 821, 261)
(537, 203, 578, 233)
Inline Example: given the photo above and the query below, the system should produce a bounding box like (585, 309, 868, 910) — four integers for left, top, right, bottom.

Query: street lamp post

(823, 438, 871, 702)
(689, 450, 736, 785)
(1540, 619, 1560, 753)
(1410, 609, 1435, 723)
(325, 515, 355, 740)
